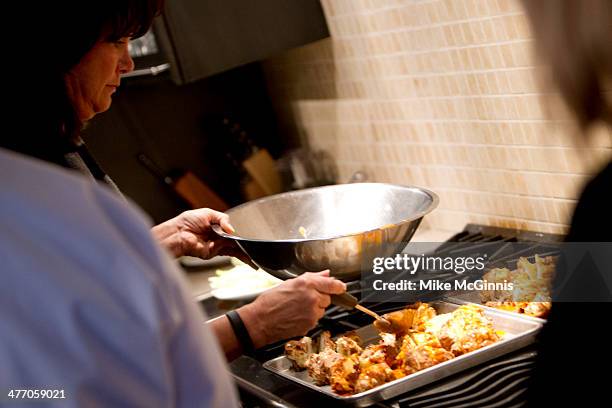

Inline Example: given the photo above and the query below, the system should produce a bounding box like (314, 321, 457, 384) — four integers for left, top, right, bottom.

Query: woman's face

(65, 37, 134, 122)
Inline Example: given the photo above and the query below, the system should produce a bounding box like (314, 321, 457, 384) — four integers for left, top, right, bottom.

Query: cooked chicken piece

(374, 308, 414, 334)
(512, 271, 549, 302)
(318, 330, 335, 352)
(523, 301, 552, 318)
(412, 302, 437, 330)
(395, 331, 454, 371)
(434, 305, 499, 356)
(381, 333, 400, 364)
(358, 344, 386, 365)
(480, 267, 513, 302)
(518, 255, 555, 282)
(408, 330, 443, 348)
(481, 255, 555, 317)
(342, 330, 362, 345)
(285, 330, 347, 372)
(374, 302, 437, 334)
(485, 300, 550, 318)
(392, 367, 413, 379)
(306, 347, 341, 385)
(424, 313, 452, 336)
(329, 354, 360, 394)
(354, 362, 393, 394)
(303, 331, 340, 385)
(380, 332, 396, 347)
(402, 344, 454, 371)
(284, 336, 315, 370)
(336, 336, 362, 356)
(398, 331, 444, 354)
(358, 333, 399, 369)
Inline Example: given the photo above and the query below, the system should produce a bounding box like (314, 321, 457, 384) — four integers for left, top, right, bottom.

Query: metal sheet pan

(263, 301, 542, 407)
(446, 294, 547, 324)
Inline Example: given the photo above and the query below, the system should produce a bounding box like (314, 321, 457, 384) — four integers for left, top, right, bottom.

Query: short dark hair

(3, 0, 164, 165)
(522, 0, 612, 130)
(55, 1, 165, 75)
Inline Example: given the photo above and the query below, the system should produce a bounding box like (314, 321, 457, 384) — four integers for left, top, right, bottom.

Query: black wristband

(226, 310, 256, 355)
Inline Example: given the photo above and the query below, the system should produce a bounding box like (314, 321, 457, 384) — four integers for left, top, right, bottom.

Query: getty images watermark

(371, 252, 513, 292)
(360, 242, 612, 303)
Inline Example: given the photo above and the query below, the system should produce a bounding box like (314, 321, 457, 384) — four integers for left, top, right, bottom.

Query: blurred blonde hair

(522, 0, 612, 130)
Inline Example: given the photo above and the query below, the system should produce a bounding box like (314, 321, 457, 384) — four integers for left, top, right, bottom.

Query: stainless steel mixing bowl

(212, 183, 438, 281)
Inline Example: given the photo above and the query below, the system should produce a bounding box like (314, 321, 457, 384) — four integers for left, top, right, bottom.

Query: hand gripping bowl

(212, 183, 438, 281)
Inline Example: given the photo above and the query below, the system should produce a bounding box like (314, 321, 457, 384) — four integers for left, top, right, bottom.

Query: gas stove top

(201, 224, 563, 408)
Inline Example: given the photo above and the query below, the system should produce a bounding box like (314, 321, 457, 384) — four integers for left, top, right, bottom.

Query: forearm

(207, 315, 242, 361)
(206, 272, 347, 361)
(207, 304, 268, 362)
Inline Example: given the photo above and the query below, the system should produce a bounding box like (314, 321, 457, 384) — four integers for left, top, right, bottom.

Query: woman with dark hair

(1, 2, 344, 405)
(7, 0, 245, 262)
(521, 0, 612, 405)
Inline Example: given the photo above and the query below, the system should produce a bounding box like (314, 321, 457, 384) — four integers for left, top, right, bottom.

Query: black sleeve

(565, 161, 612, 242)
(527, 160, 612, 406)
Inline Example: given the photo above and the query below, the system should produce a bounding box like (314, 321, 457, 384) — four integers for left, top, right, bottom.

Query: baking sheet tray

(446, 294, 547, 323)
(263, 301, 542, 407)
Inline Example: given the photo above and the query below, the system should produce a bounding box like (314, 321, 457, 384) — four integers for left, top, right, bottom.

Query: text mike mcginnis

(372, 278, 514, 292)
(368, 254, 514, 293)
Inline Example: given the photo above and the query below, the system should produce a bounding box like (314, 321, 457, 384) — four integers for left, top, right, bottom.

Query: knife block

(242, 148, 282, 199)
(173, 171, 229, 211)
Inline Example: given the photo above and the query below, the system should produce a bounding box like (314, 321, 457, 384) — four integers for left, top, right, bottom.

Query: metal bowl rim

(212, 182, 439, 243)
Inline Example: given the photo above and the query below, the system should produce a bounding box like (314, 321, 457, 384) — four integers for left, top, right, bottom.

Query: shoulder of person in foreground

(0, 148, 238, 408)
(566, 160, 612, 242)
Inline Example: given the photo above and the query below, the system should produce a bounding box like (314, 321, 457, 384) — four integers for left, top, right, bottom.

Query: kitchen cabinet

(155, 0, 329, 84)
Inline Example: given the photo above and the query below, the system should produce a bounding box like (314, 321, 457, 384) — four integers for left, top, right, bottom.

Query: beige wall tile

(263, 0, 610, 235)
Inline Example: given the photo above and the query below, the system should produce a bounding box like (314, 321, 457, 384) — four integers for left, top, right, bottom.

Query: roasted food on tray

(284, 302, 501, 395)
(373, 301, 436, 334)
(480, 255, 555, 318)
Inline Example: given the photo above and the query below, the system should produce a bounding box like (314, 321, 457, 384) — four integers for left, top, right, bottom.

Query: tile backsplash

(263, 0, 611, 234)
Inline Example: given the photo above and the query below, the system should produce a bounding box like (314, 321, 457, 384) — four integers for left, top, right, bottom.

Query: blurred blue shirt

(0, 148, 238, 407)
